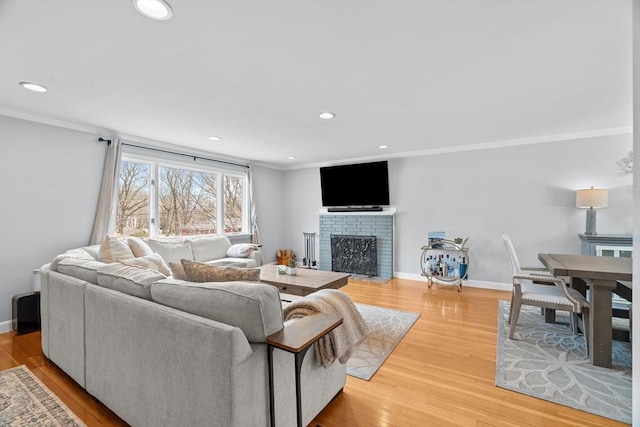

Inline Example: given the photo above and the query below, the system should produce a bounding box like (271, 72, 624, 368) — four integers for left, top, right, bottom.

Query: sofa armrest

(249, 249, 264, 266)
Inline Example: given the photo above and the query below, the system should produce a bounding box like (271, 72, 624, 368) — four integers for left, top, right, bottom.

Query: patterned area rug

(0, 365, 87, 426)
(495, 301, 632, 424)
(347, 303, 420, 380)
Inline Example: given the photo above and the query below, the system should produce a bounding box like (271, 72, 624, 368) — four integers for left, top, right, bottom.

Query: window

(158, 166, 218, 236)
(116, 161, 150, 237)
(224, 175, 243, 232)
(115, 154, 247, 238)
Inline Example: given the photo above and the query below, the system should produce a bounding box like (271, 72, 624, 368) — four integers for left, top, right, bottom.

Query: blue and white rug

(280, 296, 420, 381)
(495, 301, 632, 424)
(347, 303, 420, 380)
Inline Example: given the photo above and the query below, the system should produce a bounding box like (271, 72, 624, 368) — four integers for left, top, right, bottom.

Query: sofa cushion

(226, 243, 260, 258)
(190, 235, 231, 262)
(57, 258, 108, 284)
(81, 245, 101, 260)
(150, 281, 283, 342)
(99, 236, 135, 262)
(120, 253, 171, 276)
(127, 237, 154, 257)
(51, 248, 96, 271)
(97, 263, 166, 300)
(181, 259, 260, 283)
(205, 258, 257, 268)
(146, 239, 193, 264)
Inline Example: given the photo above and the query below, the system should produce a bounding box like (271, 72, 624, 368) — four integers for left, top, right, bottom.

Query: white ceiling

(0, 0, 632, 169)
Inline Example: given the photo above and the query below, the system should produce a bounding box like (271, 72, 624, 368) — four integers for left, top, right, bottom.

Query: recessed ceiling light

(287, 156, 297, 160)
(319, 112, 335, 120)
(19, 82, 47, 92)
(133, 0, 173, 20)
(207, 136, 222, 141)
(378, 145, 389, 149)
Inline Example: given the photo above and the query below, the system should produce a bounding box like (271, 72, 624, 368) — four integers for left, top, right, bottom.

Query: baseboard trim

(0, 320, 12, 334)
(393, 272, 512, 292)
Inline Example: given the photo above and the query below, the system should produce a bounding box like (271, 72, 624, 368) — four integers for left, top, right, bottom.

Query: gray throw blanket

(283, 289, 368, 367)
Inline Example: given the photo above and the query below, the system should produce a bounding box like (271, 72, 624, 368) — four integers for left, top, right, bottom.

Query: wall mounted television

(320, 161, 390, 210)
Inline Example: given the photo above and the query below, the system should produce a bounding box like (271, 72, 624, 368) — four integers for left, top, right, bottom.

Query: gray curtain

(90, 138, 122, 245)
(248, 166, 260, 245)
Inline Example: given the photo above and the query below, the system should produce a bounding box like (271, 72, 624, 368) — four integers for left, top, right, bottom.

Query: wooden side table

(266, 313, 343, 427)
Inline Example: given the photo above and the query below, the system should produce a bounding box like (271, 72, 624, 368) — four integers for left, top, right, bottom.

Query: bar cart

(420, 238, 469, 292)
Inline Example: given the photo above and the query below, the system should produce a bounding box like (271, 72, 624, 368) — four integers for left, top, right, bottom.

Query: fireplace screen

(330, 234, 377, 276)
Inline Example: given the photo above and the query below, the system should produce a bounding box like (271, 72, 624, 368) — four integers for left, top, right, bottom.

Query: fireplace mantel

(318, 207, 397, 216)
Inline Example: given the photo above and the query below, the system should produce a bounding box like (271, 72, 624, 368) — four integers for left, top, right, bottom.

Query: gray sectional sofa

(40, 235, 346, 427)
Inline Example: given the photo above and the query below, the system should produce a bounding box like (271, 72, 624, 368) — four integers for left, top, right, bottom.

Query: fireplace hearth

(330, 234, 377, 276)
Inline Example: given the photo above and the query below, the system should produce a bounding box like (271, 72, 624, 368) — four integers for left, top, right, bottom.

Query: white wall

(0, 115, 105, 327)
(280, 133, 633, 285)
(279, 167, 324, 264)
(251, 165, 285, 264)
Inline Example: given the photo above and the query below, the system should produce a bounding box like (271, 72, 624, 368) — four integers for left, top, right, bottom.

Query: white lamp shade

(576, 188, 608, 209)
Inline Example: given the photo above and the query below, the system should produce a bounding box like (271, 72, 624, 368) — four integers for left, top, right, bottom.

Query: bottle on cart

(459, 257, 468, 279)
(446, 254, 454, 276)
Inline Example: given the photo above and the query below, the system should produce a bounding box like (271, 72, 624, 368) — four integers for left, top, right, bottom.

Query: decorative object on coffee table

(287, 256, 298, 275)
(0, 365, 87, 426)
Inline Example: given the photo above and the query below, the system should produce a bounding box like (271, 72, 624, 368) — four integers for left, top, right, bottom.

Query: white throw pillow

(147, 239, 193, 263)
(168, 261, 189, 280)
(99, 236, 135, 262)
(120, 253, 171, 276)
(127, 236, 154, 258)
(226, 243, 259, 258)
(190, 235, 231, 262)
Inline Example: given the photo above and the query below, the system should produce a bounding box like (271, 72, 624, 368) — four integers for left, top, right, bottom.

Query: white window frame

(118, 152, 249, 238)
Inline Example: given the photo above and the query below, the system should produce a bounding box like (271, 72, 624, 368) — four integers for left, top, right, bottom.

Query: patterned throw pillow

(120, 253, 171, 276)
(225, 243, 259, 258)
(181, 259, 261, 283)
(99, 236, 135, 262)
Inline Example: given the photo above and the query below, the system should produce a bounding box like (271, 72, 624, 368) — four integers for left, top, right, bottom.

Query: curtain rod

(98, 137, 249, 169)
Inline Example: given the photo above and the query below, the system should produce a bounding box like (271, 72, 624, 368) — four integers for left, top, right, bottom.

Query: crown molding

(282, 127, 633, 170)
(1, 109, 631, 172)
(0, 109, 250, 167)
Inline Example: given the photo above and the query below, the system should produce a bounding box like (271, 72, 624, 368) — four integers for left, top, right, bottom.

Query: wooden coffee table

(260, 264, 350, 296)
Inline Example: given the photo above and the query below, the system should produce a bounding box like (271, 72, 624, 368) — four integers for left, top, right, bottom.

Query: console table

(578, 234, 632, 256)
(266, 313, 343, 427)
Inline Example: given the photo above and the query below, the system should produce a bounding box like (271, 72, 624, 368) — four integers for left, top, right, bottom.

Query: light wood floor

(0, 278, 628, 427)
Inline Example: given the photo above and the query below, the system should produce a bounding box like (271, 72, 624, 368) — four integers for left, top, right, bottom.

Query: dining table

(537, 253, 633, 368)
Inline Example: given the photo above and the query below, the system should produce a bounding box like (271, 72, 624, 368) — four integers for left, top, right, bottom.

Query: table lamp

(576, 186, 608, 235)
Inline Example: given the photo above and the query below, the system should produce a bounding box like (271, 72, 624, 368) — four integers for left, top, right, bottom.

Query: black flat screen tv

(320, 161, 390, 207)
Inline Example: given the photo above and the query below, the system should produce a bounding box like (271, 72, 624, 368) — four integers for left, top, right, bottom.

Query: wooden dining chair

(501, 235, 590, 351)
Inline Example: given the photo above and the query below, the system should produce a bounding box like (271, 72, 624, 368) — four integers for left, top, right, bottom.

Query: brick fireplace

(319, 209, 395, 279)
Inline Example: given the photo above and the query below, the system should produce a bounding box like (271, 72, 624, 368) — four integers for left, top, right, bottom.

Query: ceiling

(0, 0, 632, 169)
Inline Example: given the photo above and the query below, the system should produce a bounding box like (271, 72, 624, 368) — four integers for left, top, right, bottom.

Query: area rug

(495, 301, 632, 424)
(0, 365, 87, 426)
(349, 274, 391, 284)
(346, 303, 420, 380)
